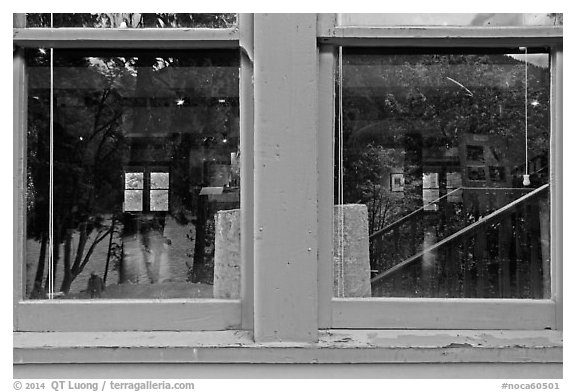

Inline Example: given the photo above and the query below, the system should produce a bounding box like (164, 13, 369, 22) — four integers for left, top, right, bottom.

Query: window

(124, 169, 169, 212)
(14, 14, 562, 373)
(320, 13, 562, 329)
(14, 13, 250, 331)
(336, 48, 552, 300)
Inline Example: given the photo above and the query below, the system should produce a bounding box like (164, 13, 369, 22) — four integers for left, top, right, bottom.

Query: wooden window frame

(13, 13, 255, 332)
(123, 167, 170, 213)
(13, 12, 562, 342)
(316, 14, 563, 330)
(13, 16, 563, 374)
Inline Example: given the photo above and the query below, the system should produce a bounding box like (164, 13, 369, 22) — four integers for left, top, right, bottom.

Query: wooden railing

(369, 184, 550, 298)
(369, 187, 463, 241)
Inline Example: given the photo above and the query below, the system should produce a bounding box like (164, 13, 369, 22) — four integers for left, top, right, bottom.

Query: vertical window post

(253, 13, 319, 342)
(14, 14, 27, 325)
(551, 47, 562, 330)
(239, 13, 255, 330)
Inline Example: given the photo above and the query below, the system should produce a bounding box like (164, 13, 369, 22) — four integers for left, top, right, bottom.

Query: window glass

(335, 48, 551, 299)
(150, 190, 169, 211)
(151, 172, 169, 189)
(124, 190, 144, 212)
(25, 13, 237, 28)
(339, 13, 562, 27)
(125, 172, 144, 189)
(25, 48, 241, 300)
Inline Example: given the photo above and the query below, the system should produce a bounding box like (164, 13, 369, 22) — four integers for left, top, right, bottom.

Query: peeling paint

(443, 343, 474, 349)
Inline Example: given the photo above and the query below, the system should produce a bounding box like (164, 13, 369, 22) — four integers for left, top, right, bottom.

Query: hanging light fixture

(520, 47, 531, 187)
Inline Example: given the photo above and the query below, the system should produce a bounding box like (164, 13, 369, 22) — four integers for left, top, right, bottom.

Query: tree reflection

(26, 49, 239, 298)
(25, 13, 237, 28)
(338, 51, 551, 298)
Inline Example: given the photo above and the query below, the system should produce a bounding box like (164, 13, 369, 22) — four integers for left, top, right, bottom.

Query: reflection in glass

(335, 49, 550, 299)
(339, 13, 563, 27)
(125, 172, 143, 189)
(25, 48, 51, 299)
(25, 13, 237, 28)
(124, 190, 143, 212)
(25, 49, 240, 299)
(150, 190, 169, 211)
(151, 172, 169, 189)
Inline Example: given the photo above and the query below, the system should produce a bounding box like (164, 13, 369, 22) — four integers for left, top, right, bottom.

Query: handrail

(370, 183, 549, 284)
(369, 187, 462, 240)
(461, 187, 537, 191)
(369, 186, 536, 241)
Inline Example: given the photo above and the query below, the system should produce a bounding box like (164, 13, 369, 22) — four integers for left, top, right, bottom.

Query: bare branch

(72, 227, 113, 277)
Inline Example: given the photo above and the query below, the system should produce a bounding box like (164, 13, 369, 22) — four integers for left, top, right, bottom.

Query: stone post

(333, 204, 372, 297)
(213, 209, 241, 299)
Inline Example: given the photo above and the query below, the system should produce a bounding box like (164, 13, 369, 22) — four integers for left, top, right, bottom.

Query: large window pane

(25, 48, 241, 300)
(335, 48, 550, 299)
(339, 13, 562, 27)
(25, 13, 237, 28)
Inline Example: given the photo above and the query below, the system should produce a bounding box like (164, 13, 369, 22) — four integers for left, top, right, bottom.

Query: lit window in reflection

(150, 172, 169, 212)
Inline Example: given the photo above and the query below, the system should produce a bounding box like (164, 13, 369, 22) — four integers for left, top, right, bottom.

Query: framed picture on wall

(390, 173, 405, 192)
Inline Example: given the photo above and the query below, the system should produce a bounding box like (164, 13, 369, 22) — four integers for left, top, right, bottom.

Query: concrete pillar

(213, 209, 241, 299)
(214, 205, 372, 299)
(333, 204, 372, 297)
(253, 13, 318, 342)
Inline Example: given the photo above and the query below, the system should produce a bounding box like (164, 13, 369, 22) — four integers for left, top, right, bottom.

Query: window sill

(14, 329, 562, 364)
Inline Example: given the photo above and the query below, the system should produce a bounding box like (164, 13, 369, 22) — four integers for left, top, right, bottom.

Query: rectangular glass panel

(150, 172, 169, 189)
(124, 190, 143, 211)
(339, 13, 562, 27)
(335, 48, 550, 299)
(423, 189, 440, 212)
(150, 190, 169, 211)
(25, 48, 240, 300)
(25, 13, 237, 28)
(125, 172, 143, 189)
(423, 173, 439, 189)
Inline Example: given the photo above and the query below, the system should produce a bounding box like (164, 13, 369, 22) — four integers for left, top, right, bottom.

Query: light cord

(48, 13, 54, 299)
(337, 46, 344, 298)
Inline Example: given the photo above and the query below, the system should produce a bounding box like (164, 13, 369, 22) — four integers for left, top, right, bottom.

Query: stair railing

(370, 183, 549, 285)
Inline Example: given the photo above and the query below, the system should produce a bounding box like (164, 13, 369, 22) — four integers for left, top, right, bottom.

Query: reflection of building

(350, 122, 550, 299)
(341, 51, 551, 300)
(120, 125, 240, 284)
(121, 135, 174, 284)
(14, 12, 562, 380)
(111, 51, 241, 286)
